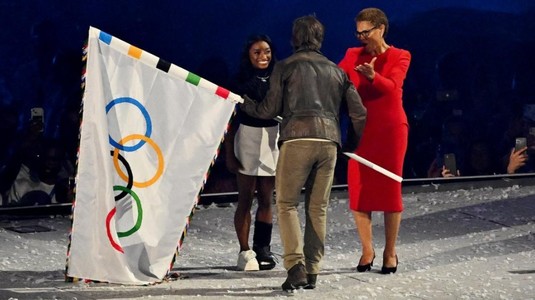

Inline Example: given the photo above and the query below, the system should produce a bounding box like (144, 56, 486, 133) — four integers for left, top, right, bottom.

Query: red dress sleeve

(371, 49, 411, 94)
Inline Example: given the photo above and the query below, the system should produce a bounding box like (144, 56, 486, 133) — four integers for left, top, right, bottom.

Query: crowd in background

(1, 8, 535, 206)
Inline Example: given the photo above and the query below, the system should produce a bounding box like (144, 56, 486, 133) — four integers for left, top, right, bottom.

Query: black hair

(237, 34, 276, 81)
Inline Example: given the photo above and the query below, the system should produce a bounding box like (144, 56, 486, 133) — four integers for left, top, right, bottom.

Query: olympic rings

(110, 150, 133, 201)
(106, 97, 152, 152)
(112, 134, 164, 188)
(105, 185, 143, 253)
(106, 208, 124, 253)
(106, 97, 164, 253)
(114, 185, 143, 238)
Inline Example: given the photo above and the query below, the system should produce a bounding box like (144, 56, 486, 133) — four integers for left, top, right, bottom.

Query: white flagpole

(343, 152, 403, 182)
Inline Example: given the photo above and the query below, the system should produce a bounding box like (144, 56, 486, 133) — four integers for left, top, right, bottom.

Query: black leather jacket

(240, 49, 367, 148)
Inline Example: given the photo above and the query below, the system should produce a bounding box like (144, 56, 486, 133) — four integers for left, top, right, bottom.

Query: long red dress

(339, 46, 411, 212)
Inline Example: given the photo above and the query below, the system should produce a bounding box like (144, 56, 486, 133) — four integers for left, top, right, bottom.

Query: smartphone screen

(29, 107, 44, 132)
(444, 153, 457, 176)
(515, 137, 527, 152)
(30, 107, 44, 120)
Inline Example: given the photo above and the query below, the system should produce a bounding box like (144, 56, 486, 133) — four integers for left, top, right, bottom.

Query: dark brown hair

(355, 8, 389, 38)
(291, 15, 324, 51)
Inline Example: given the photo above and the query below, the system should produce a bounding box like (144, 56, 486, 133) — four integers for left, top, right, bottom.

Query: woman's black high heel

(356, 252, 375, 272)
(381, 255, 398, 274)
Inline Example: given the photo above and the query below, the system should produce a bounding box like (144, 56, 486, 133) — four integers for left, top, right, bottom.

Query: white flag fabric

(66, 27, 239, 285)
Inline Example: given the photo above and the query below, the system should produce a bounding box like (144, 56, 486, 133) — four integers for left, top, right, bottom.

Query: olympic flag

(66, 27, 239, 284)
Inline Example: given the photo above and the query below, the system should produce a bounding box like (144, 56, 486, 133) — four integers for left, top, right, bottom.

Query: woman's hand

(225, 155, 243, 174)
(354, 57, 377, 81)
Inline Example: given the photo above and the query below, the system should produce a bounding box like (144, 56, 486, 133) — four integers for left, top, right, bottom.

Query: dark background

(1, 0, 535, 196)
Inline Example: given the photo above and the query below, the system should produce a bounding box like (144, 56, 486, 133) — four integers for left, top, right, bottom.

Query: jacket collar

(295, 47, 322, 55)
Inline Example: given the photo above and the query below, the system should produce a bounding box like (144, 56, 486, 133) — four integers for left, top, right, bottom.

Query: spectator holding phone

(506, 146, 528, 174)
(439, 139, 497, 177)
(2, 138, 70, 206)
(497, 106, 535, 174)
(504, 136, 535, 174)
(0, 107, 46, 192)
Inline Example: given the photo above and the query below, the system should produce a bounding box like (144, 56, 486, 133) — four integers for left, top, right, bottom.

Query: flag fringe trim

(91, 27, 242, 103)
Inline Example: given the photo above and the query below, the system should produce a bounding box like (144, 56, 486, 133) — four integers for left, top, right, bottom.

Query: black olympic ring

(110, 150, 133, 201)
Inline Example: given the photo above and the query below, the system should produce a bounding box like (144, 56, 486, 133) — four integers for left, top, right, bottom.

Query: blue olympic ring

(106, 97, 152, 151)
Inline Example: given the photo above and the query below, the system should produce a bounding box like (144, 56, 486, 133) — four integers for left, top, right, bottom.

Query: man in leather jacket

(240, 15, 367, 291)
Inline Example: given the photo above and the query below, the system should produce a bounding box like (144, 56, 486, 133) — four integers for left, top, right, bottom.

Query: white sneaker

(236, 250, 260, 271)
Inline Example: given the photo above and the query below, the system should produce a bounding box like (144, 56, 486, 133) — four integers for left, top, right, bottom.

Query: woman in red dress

(339, 7, 411, 274)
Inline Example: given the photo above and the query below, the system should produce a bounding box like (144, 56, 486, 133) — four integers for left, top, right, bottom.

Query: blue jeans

(275, 140, 337, 275)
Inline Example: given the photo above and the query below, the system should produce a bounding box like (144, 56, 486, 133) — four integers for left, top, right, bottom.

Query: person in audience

(3, 138, 70, 206)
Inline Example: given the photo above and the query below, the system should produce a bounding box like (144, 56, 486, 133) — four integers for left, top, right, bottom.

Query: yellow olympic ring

(112, 134, 164, 188)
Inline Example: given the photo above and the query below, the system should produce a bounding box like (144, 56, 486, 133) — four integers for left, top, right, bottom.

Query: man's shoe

(281, 263, 307, 291)
(253, 245, 277, 270)
(236, 250, 259, 271)
(304, 274, 317, 289)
